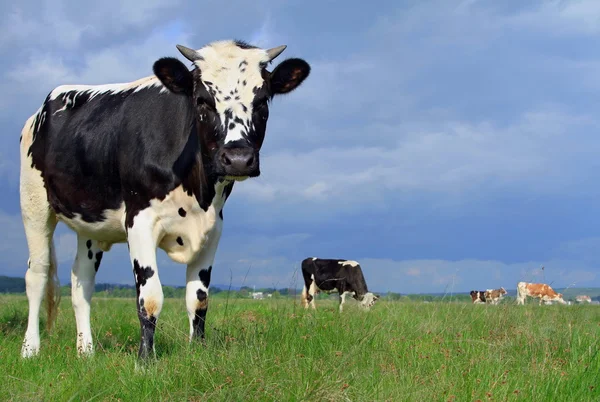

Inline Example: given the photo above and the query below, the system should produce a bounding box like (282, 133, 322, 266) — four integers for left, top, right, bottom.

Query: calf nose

(220, 147, 258, 176)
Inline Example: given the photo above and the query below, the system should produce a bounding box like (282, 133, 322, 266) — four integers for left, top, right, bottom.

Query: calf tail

(45, 244, 61, 331)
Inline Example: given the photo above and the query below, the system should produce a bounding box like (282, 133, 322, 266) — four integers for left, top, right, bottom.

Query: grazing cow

(516, 282, 566, 305)
(19, 40, 310, 360)
(469, 290, 487, 304)
(301, 258, 379, 312)
(484, 287, 507, 305)
(576, 295, 592, 304)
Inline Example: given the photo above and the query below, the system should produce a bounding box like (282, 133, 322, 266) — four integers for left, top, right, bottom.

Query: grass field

(0, 294, 598, 401)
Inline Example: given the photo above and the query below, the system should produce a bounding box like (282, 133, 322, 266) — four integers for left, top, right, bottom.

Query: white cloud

(235, 108, 600, 219)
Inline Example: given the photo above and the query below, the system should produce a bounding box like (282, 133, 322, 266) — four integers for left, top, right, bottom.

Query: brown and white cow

(484, 287, 507, 305)
(576, 295, 592, 303)
(516, 282, 566, 305)
(469, 290, 487, 304)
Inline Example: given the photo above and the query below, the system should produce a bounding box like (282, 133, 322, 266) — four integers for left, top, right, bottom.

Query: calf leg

(127, 209, 163, 360)
(71, 236, 103, 355)
(186, 265, 212, 341)
(20, 164, 59, 358)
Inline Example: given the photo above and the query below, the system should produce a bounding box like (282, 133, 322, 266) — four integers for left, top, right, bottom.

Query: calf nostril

(221, 153, 232, 166)
(246, 155, 254, 167)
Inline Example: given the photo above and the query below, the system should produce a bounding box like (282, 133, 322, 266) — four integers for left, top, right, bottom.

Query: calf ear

(153, 57, 193, 95)
(270, 58, 310, 95)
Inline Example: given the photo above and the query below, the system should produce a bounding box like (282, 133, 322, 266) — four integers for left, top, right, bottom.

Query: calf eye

(197, 98, 216, 112)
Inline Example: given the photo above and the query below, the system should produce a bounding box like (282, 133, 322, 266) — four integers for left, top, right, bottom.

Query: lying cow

(516, 282, 566, 305)
(484, 287, 507, 305)
(301, 258, 379, 312)
(469, 290, 487, 304)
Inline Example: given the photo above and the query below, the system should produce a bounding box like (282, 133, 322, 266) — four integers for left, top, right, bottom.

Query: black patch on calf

(133, 259, 155, 292)
(28, 83, 215, 227)
(199, 265, 212, 288)
(88, 250, 93, 260)
(94, 251, 103, 272)
(86, 239, 92, 249)
(178, 207, 187, 217)
(176, 236, 184, 246)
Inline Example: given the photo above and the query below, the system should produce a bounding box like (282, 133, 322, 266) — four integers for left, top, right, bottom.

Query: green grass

(0, 295, 598, 401)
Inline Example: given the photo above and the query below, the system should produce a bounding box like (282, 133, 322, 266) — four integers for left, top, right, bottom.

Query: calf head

(153, 40, 310, 180)
(360, 292, 380, 310)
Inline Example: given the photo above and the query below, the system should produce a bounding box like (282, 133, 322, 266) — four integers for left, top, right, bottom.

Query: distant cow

(576, 295, 592, 304)
(469, 290, 487, 304)
(484, 287, 507, 305)
(516, 282, 566, 305)
(301, 258, 379, 312)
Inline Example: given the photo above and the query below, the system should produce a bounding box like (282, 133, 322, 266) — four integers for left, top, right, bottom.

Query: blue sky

(1, 0, 599, 293)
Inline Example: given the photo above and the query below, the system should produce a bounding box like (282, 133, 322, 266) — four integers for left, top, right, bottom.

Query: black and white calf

(19, 40, 310, 359)
(301, 258, 380, 312)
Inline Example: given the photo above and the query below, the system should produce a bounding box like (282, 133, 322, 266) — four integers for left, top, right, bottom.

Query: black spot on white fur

(176, 236, 184, 246)
(133, 259, 155, 293)
(94, 252, 103, 272)
(178, 208, 186, 217)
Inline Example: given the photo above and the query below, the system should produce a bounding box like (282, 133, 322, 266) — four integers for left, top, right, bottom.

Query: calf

(301, 258, 379, 312)
(484, 287, 507, 305)
(19, 39, 310, 360)
(516, 282, 566, 305)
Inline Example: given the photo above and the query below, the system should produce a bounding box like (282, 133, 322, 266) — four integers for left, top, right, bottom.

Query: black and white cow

(19, 40, 310, 360)
(301, 258, 379, 312)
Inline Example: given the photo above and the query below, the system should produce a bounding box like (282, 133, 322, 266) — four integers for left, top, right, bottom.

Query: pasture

(1, 295, 598, 401)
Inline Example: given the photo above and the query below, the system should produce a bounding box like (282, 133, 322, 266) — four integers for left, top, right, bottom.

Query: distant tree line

(2, 275, 600, 302)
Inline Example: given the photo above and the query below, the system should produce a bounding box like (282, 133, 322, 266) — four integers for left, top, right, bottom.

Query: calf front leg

(127, 209, 163, 360)
(186, 264, 212, 341)
(185, 225, 221, 342)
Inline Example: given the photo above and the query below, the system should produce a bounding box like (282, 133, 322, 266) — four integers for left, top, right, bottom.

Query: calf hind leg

(71, 236, 104, 356)
(21, 172, 59, 357)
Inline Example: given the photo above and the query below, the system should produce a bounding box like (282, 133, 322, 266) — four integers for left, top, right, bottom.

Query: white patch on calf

(58, 204, 127, 250)
(49, 76, 168, 105)
(193, 41, 271, 144)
